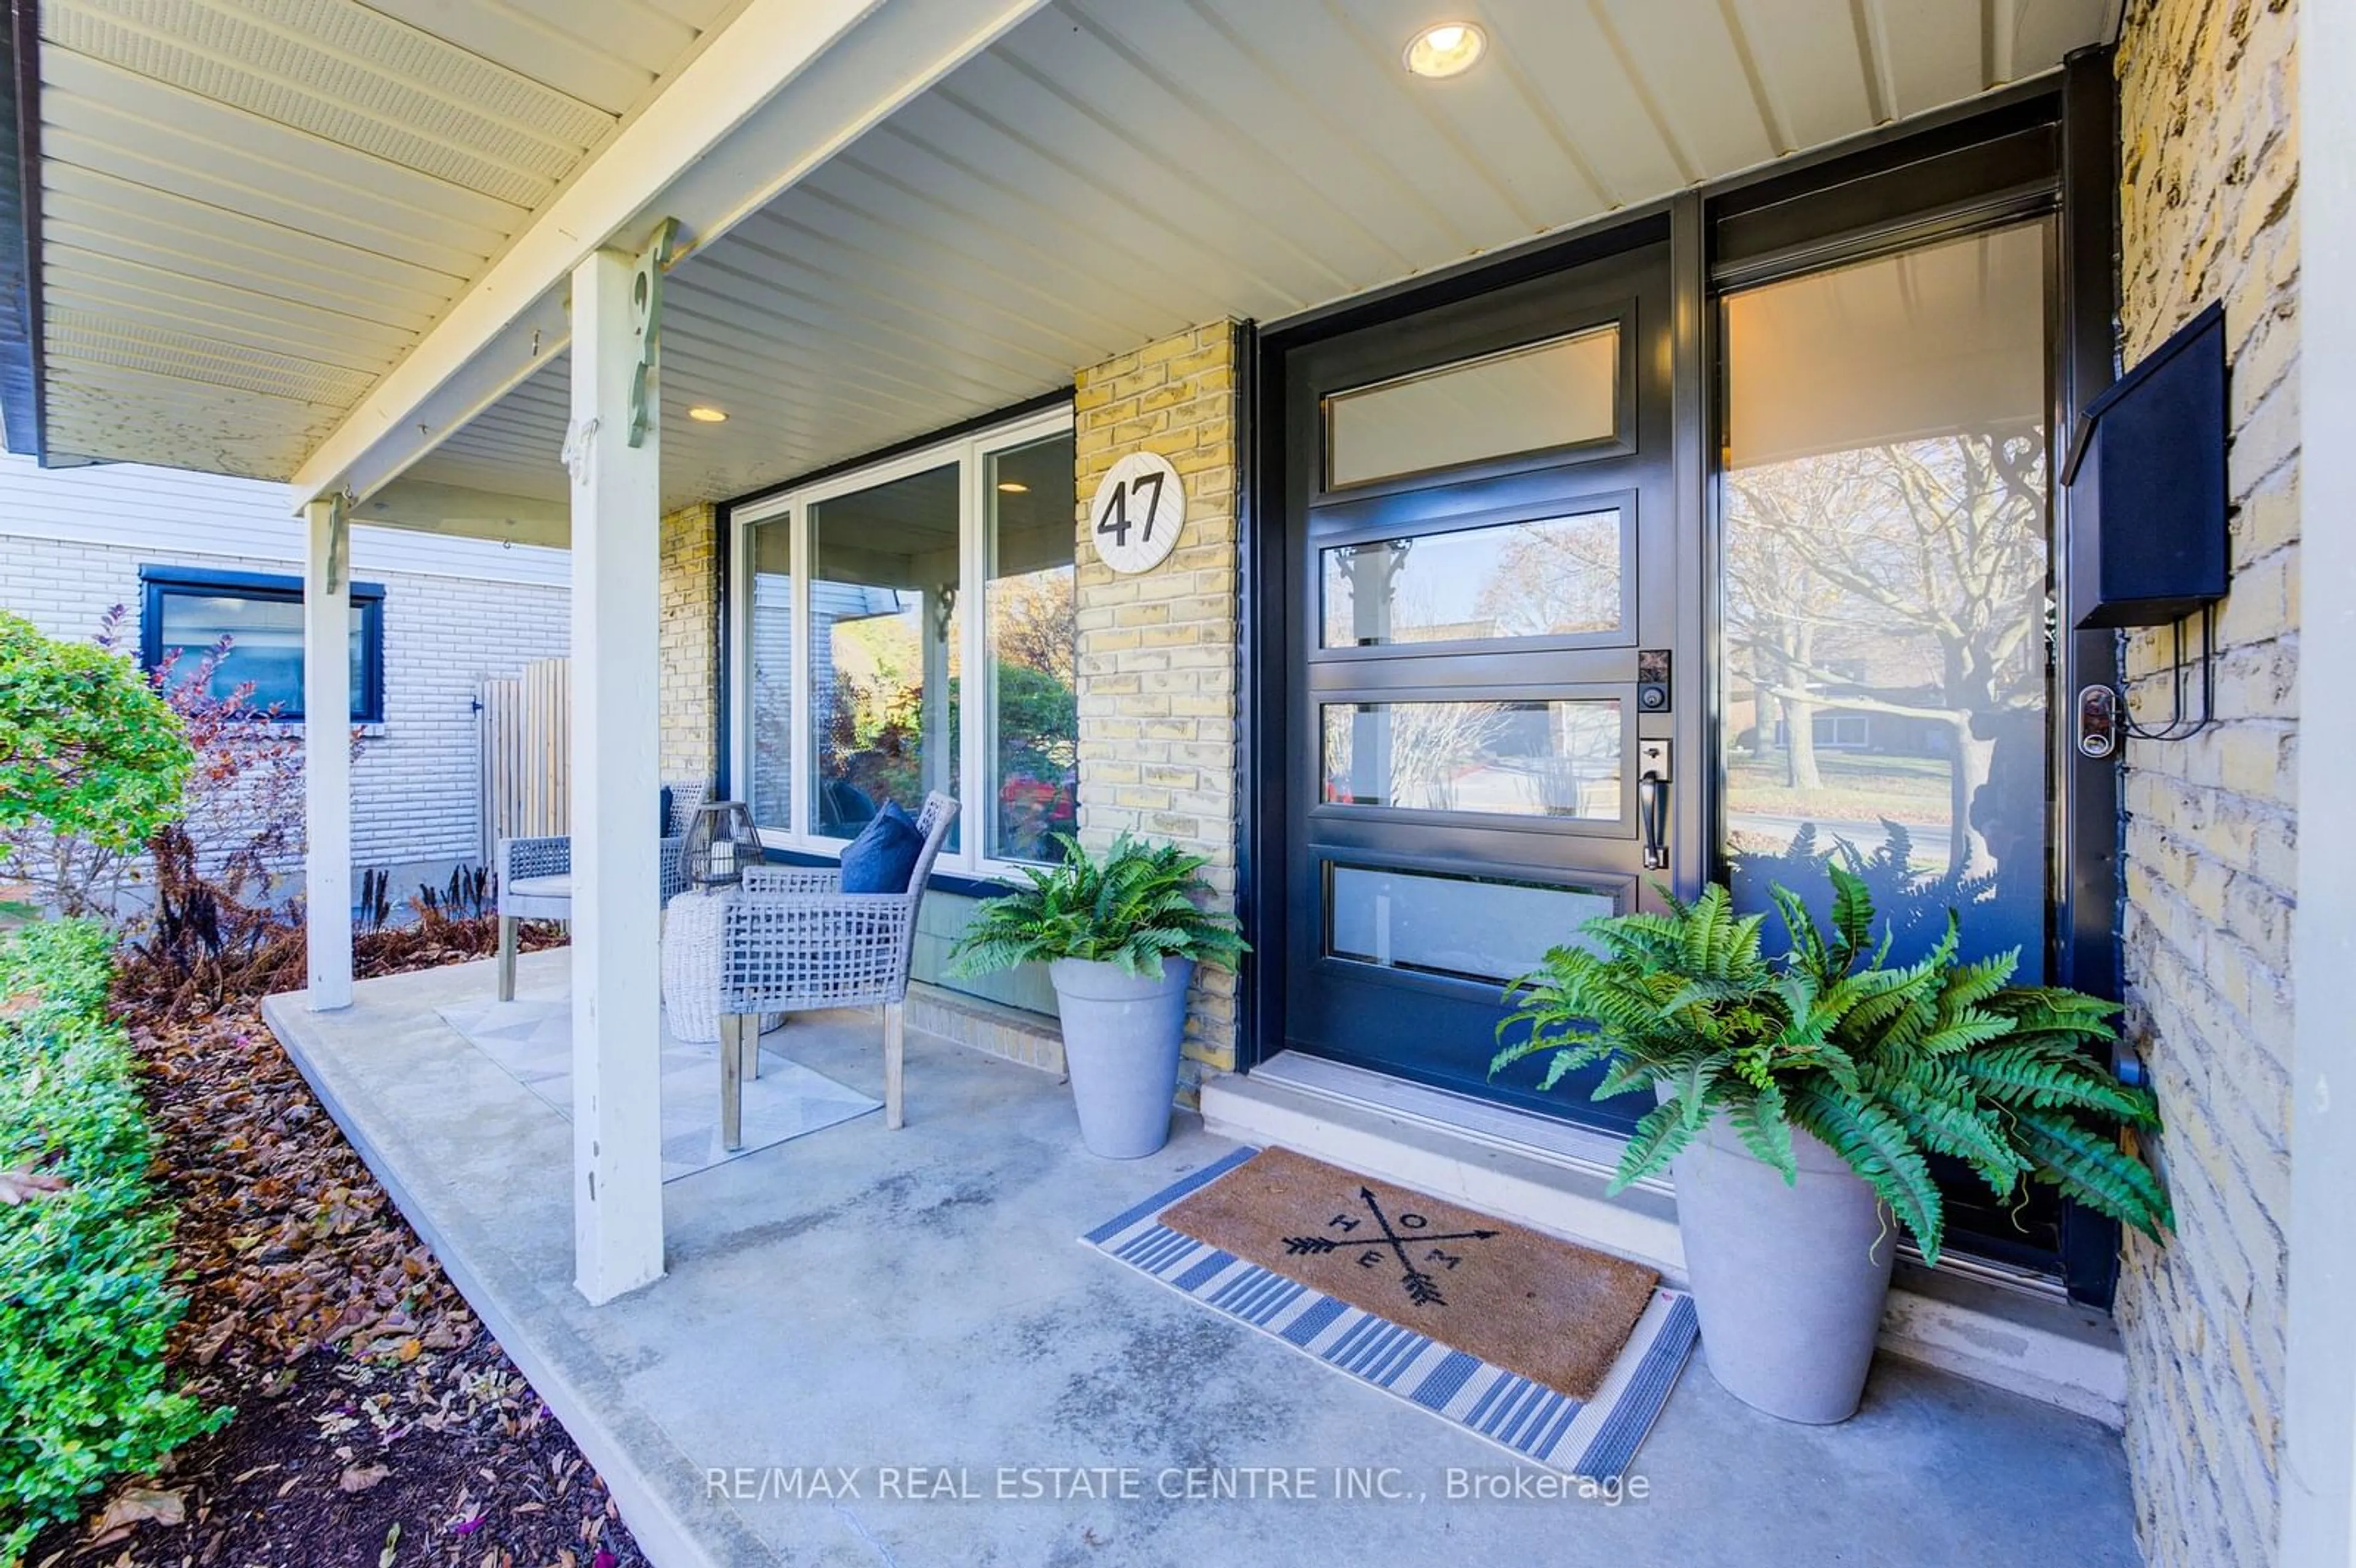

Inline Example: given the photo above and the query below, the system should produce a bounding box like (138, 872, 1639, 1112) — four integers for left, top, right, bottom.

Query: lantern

(682, 801, 763, 890)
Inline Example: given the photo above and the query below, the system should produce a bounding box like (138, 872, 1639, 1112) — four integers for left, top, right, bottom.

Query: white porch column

(567, 243, 667, 1304)
(302, 497, 353, 1012)
(2284, 0, 2355, 1556)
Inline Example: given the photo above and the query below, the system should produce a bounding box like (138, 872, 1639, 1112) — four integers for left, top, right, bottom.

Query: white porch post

(2284, 0, 2355, 1555)
(567, 242, 667, 1304)
(302, 497, 353, 1012)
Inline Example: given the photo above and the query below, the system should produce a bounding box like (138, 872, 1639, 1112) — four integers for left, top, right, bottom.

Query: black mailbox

(2064, 301, 2228, 629)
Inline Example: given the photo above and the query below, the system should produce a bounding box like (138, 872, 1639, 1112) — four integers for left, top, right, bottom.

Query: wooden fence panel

(478, 657, 569, 863)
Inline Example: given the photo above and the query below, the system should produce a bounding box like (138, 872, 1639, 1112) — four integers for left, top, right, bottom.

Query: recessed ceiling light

(1404, 21, 1486, 79)
(996, 480, 1030, 493)
(687, 405, 729, 423)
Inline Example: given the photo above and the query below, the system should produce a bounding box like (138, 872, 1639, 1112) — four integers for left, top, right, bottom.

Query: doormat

(436, 999, 879, 1183)
(1084, 1147, 1696, 1480)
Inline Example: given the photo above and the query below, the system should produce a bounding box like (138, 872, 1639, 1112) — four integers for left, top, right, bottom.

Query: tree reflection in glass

(1720, 222, 2053, 967)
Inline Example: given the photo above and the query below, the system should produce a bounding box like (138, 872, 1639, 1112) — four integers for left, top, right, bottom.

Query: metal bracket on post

(325, 490, 350, 596)
(626, 217, 680, 448)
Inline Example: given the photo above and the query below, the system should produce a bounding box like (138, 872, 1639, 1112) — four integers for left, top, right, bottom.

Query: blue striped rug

(1084, 1146, 1698, 1481)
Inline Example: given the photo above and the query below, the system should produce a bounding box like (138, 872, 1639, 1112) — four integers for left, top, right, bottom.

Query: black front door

(1279, 237, 1689, 1130)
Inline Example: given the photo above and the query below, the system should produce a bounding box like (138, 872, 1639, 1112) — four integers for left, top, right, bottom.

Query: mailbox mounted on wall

(2063, 300, 2228, 629)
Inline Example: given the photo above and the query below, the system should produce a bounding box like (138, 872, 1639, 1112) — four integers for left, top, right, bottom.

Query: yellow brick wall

(1072, 321, 1242, 1083)
(659, 502, 718, 789)
(2113, 2, 2300, 1564)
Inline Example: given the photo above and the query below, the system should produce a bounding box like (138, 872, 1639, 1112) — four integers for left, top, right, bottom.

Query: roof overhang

(7, 0, 2120, 536)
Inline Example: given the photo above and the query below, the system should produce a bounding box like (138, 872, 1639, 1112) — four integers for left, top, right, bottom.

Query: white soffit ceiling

(34, 0, 742, 476)
(398, 0, 2113, 520)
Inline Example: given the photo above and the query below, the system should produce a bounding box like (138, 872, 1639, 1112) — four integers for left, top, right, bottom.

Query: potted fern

(952, 833, 1245, 1158)
(1494, 866, 2169, 1424)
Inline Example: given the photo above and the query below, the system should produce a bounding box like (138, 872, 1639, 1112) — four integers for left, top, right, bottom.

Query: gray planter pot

(1670, 1109, 1899, 1424)
(1049, 956, 1195, 1159)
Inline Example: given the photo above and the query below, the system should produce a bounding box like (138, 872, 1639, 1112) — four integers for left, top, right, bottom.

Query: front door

(1279, 237, 1688, 1130)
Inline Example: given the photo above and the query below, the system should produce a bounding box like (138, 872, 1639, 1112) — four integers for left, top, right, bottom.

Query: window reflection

(747, 519, 793, 831)
(985, 434, 1079, 863)
(1322, 699, 1621, 820)
(1719, 222, 2052, 966)
(1320, 509, 1622, 648)
(810, 464, 961, 846)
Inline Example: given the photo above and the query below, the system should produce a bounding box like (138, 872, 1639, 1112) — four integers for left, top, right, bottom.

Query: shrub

(0, 921, 224, 1561)
(0, 611, 191, 915)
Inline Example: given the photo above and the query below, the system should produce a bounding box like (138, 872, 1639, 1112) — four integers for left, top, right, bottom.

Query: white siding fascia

(0, 454, 570, 585)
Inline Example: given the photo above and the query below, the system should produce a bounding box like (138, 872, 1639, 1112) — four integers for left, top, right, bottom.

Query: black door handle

(1638, 770, 1669, 870)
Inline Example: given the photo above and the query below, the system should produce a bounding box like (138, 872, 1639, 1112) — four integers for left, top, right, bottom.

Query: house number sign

(1087, 452, 1186, 574)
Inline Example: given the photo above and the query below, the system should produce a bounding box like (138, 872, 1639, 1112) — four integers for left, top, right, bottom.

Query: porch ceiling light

(997, 480, 1030, 493)
(687, 405, 730, 423)
(1404, 21, 1485, 79)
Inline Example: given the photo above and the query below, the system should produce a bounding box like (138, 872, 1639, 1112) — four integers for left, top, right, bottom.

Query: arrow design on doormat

(1282, 1186, 1502, 1308)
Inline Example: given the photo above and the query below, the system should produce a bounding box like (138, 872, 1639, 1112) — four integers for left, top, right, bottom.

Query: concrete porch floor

(263, 950, 2141, 1568)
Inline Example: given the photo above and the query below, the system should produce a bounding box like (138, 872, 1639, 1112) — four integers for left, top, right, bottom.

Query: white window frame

(730, 402, 1077, 883)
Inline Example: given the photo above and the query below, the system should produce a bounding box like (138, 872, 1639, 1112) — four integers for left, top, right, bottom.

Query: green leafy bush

(0, 921, 224, 1561)
(949, 832, 1246, 979)
(1492, 866, 2171, 1264)
(0, 610, 190, 857)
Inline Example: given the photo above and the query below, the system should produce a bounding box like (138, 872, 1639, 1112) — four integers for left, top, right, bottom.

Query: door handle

(1638, 770, 1669, 870)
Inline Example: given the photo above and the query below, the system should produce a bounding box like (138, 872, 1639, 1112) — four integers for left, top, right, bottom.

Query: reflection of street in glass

(1719, 223, 2052, 969)
(1323, 699, 1622, 820)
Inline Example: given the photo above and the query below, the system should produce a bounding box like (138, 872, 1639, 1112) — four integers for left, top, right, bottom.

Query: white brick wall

(2, 490, 569, 877)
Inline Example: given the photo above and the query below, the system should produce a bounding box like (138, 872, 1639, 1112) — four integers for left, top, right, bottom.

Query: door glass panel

(1328, 865, 1614, 984)
(1321, 699, 1622, 819)
(746, 517, 793, 831)
(809, 463, 961, 846)
(1320, 509, 1623, 647)
(1720, 221, 2051, 967)
(1325, 325, 1618, 488)
(984, 432, 1079, 864)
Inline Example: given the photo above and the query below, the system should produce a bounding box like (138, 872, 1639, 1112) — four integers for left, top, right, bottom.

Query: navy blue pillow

(839, 801, 923, 894)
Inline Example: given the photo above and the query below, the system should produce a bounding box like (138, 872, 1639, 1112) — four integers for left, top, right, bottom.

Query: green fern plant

(949, 832, 1247, 980)
(1492, 864, 2170, 1265)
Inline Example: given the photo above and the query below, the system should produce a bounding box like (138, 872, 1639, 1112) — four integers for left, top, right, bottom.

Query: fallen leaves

(0, 1163, 68, 1204)
(21, 951, 644, 1567)
(340, 1462, 392, 1493)
(86, 1484, 185, 1543)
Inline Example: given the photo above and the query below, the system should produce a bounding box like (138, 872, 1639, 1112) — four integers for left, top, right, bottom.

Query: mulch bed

(26, 923, 645, 1568)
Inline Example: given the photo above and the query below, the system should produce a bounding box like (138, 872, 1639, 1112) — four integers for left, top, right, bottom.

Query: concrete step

(1199, 1064, 2128, 1428)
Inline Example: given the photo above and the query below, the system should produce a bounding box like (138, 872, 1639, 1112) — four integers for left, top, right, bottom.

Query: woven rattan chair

(493, 781, 712, 1001)
(712, 792, 958, 1147)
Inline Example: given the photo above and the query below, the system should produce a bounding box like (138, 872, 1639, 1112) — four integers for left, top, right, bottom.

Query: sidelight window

(1718, 221, 2054, 966)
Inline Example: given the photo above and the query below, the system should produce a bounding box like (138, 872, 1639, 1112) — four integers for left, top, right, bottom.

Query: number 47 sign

(1087, 451, 1187, 574)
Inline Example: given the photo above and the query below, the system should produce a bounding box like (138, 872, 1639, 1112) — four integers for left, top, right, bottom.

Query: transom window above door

(1322, 321, 1622, 489)
(734, 407, 1078, 876)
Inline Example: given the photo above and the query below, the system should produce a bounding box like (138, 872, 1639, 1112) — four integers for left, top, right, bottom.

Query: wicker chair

(493, 781, 712, 1001)
(712, 792, 958, 1147)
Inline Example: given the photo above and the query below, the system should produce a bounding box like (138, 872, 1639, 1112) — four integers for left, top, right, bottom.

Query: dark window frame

(137, 564, 387, 724)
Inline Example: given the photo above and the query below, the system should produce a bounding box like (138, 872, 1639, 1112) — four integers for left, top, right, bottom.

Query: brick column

(658, 502, 718, 789)
(1072, 321, 1242, 1086)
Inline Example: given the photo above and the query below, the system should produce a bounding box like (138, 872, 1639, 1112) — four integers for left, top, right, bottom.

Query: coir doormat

(1084, 1147, 1696, 1479)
